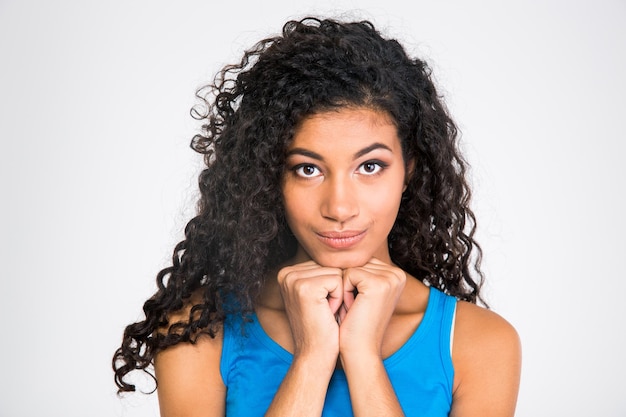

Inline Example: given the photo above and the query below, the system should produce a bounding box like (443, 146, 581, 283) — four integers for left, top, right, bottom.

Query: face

(282, 107, 410, 268)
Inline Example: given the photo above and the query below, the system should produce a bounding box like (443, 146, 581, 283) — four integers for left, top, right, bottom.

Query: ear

(403, 158, 416, 192)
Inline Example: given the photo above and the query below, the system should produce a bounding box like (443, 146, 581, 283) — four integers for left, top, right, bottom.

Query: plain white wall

(1, 0, 624, 416)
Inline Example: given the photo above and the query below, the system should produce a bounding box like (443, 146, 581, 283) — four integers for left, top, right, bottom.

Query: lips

(315, 230, 366, 249)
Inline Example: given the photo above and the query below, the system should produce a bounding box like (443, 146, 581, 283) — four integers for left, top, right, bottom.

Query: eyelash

(357, 160, 388, 175)
(291, 160, 388, 178)
(293, 164, 321, 178)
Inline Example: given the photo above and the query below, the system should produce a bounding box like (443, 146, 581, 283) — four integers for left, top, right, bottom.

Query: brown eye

(357, 161, 385, 175)
(363, 162, 377, 173)
(294, 164, 321, 178)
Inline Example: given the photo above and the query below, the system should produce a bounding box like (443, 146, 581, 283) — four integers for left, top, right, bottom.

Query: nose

(320, 176, 359, 224)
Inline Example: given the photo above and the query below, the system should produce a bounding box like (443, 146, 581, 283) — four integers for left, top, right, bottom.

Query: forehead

(289, 107, 400, 150)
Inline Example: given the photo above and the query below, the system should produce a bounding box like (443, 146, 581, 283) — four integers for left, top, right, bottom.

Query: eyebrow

(286, 142, 393, 161)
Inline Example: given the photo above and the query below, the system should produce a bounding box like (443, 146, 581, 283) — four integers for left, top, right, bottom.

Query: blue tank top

(220, 287, 456, 416)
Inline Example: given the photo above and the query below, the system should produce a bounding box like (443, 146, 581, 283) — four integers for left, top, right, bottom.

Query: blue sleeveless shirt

(220, 287, 456, 416)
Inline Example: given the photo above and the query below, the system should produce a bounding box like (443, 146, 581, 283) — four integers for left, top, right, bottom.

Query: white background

(1, 0, 625, 416)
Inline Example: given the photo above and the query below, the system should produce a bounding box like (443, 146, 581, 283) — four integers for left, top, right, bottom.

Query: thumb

(342, 279, 356, 311)
(327, 282, 343, 315)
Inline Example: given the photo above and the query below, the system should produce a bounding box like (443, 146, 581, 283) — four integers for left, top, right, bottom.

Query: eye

(294, 164, 322, 178)
(357, 161, 386, 175)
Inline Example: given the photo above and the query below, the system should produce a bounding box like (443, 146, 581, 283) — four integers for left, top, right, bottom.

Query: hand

(277, 261, 343, 363)
(277, 258, 406, 361)
(338, 258, 406, 359)
(275, 258, 407, 417)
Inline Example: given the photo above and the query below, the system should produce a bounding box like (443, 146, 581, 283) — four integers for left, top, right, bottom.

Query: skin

(154, 107, 522, 417)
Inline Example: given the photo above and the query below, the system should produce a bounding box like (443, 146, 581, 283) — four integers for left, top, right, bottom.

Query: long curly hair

(113, 16, 485, 393)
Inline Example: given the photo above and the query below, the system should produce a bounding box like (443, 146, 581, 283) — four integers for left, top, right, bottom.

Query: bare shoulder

(450, 301, 522, 417)
(154, 293, 226, 417)
(454, 301, 521, 355)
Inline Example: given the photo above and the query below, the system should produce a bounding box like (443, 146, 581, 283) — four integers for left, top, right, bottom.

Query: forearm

(342, 353, 404, 417)
(265, 354, 335, 416)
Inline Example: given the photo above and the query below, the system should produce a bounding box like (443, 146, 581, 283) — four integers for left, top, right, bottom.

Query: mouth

(315, 230, 367, 249)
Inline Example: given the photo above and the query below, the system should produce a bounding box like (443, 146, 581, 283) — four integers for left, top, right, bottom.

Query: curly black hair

(113, 16, 485, 393)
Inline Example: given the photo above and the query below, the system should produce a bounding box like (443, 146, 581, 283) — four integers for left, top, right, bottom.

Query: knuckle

(291, 277, 316, 298)
(278, 270, 300, 292)
(291, 277, 306, 291)
(277, 266, 294, 283)
(283, 273, 299, 288)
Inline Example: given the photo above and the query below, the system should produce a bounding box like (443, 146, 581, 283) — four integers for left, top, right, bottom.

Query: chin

(312, 252, 372, 269)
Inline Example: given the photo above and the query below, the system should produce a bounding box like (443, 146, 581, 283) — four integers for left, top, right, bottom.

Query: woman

(113, 16, 521, 416)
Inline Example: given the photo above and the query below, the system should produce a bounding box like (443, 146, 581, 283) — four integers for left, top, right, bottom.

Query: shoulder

(453, 301, 521, 354)
(154, 292, 227, 417)
(450, 301, 522, 417)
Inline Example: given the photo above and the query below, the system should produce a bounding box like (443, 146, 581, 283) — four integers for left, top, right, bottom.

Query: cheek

(368, 181, 405, 218)
(281, 184, 304, 227)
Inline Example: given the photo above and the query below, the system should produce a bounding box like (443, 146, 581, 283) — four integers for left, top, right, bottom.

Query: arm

(450, 301, 522, 417)
(264, 350, 337, 416)
(154, 332, 226, 417)
(339, 259, 406, 417)
(340, 353, 404, 417)
(154, 298, 226, 417)
(264, 261, 344, 416)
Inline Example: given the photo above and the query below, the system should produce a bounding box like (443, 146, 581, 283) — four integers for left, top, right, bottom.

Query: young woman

(113, 17, 521, 416)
